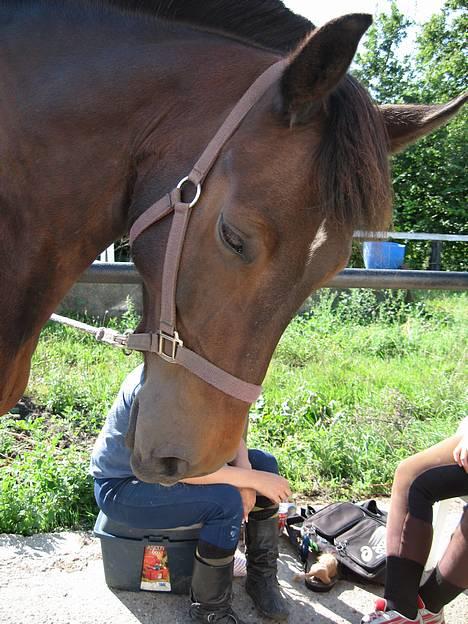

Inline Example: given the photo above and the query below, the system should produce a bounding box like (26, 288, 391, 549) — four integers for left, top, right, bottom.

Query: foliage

(0, 427, 95, 534)
(353, 0, 467, 271)
(353, 1, 414, 103)
(1, 292, 466, 533)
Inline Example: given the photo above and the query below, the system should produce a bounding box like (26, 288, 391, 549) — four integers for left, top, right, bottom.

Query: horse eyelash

(220, 219, 244, 256)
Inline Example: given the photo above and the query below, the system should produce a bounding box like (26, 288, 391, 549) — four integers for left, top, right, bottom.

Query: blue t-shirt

(89, 365, 144, 479)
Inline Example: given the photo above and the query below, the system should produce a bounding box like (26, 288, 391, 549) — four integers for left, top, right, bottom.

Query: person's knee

(213, 484, 243, 520)
(409, 465, 467, 523)
(249, 449, 279, 474)
(394, 455, 419, 492)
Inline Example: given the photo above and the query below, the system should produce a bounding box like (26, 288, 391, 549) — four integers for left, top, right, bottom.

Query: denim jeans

(94, 449, 278, 553)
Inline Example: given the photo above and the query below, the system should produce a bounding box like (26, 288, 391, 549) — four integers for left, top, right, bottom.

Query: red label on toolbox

(140, 545, 172, 592)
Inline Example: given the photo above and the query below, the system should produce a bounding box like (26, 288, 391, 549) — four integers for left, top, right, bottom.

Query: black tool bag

(288, 500, 387, 585)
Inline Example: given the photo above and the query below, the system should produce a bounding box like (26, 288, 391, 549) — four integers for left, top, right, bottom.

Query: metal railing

(80, 262, 468, 291)
(354, 231, 468, 242)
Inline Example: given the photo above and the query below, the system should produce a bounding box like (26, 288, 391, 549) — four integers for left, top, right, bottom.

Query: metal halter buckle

(112, 329, 132, 347)
(157, 330, 183, 363)
(112, 329, 133, 356)
(177, 176, 201, 208)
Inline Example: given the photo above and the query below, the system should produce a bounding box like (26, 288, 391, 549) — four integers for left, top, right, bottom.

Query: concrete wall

(57, 282, 323, 320)
(57, 283, 143, 318)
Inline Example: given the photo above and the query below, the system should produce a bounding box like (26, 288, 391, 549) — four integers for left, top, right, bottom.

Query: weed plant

(0, 292, 466, 534)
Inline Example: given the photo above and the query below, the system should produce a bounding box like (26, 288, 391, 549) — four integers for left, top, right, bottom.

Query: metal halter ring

(177, 176, 201, 208)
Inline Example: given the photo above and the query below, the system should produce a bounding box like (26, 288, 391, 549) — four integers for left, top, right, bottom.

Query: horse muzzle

(130, 450, 193, 484)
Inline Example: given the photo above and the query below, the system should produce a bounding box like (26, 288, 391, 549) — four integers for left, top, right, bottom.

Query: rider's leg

(245, 449, 289, 621)
(383, 435, 468, 619)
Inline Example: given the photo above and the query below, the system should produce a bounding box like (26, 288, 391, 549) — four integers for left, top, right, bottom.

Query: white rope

(49, 313, 131, 349)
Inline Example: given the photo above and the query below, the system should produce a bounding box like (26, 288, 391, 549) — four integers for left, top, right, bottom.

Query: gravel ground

(1, 500, 466, 624)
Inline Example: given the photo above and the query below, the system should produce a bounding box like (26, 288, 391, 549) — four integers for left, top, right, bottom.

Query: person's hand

(453, 434, 468, 472)
(252, 471, 291, 504)
(239, 487, 256, 522)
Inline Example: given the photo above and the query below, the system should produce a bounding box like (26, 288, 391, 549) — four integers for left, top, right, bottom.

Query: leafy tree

(353, 2, 413, 103)
(354, 0, 467, 270)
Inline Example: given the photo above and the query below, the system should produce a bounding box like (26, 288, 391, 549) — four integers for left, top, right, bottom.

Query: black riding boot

(245, 515, 289, 621)
(190, 555, 248, 623)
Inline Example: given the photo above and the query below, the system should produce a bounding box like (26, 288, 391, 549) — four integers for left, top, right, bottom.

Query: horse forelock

(312, 75, 392, 234)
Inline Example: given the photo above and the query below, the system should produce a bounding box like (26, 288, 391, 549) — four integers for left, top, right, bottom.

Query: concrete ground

(1, 500, 466, 624)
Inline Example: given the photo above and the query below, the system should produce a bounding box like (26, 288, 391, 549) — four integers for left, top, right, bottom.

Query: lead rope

(49, 313, 132, 350)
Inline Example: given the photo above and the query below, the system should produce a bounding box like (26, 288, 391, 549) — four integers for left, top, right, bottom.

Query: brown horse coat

(0, 1, 465, 482)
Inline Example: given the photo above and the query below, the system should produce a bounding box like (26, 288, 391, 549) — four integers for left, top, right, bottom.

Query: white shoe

(233, 550, 246, 577)
(418, 596, 445, 624)
(361, 599, 423, 624)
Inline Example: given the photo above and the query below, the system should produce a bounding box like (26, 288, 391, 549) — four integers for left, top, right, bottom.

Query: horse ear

(280, 13, 372, 118)
(380, 94, 467, 153)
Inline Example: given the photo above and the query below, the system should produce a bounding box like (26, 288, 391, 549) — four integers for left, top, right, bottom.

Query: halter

(125, 60, 287, 404)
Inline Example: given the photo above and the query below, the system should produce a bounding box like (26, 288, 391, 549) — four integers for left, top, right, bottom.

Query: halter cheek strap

(126, 60, 287, 404)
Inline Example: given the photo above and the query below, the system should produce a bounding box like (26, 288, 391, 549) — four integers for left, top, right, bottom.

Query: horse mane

(104, 0, 314, 53)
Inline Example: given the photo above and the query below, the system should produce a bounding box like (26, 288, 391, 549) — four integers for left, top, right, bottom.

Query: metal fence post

(429, 241, 443, 271)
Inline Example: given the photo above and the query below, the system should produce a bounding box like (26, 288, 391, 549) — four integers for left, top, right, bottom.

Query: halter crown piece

(125, 60, 286, 404)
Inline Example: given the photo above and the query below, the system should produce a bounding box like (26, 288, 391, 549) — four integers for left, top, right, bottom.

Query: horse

(0, 1, 465, 484)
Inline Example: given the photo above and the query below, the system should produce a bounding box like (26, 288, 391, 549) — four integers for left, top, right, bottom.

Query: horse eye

(219, 219, 244, 256)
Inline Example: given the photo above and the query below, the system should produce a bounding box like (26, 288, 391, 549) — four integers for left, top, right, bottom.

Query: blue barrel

(363, 241, 406, 269)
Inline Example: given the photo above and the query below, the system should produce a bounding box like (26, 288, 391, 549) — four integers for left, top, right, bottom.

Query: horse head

(126, 14, 466, 483)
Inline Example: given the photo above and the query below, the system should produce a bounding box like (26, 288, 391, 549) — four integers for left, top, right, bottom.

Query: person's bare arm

(181, 465, 291, 504)
(181, 465, 254, 488)
(228, 439, 255, 519)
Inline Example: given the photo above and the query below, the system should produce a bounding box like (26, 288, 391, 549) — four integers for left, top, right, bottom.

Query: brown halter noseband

(126, 60, 286, 404)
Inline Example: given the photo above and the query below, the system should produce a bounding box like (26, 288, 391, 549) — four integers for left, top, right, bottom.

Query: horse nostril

(155, 456, 190, 478)
(131, 452, 192, 483)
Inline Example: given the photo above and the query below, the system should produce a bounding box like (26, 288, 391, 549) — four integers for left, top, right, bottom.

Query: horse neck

(0, 4, 278, 411)
(0, 6, 278, 297)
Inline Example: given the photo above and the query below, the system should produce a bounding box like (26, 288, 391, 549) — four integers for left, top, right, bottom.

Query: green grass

(0, 301, 142, 534)
(0, 292, 466, 534)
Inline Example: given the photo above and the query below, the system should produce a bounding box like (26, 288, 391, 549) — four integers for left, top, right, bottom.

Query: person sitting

(362, 417, 468, 624)
(90, 364, 291, 623)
